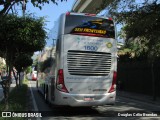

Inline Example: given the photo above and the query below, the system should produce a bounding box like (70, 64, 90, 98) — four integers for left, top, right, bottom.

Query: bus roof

(65, 12, 113, 21)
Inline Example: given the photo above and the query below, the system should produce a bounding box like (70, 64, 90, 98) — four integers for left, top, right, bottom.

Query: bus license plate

(84, 97, 94, 101)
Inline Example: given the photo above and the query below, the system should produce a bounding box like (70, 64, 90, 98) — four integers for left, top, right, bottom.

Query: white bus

(37, 12, 117, 107)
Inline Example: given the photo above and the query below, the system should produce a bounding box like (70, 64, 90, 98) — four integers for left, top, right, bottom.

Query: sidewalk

(117, 90, 160, 106)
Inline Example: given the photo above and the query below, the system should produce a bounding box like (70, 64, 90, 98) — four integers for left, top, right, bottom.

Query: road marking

(29, 81, 41, 120)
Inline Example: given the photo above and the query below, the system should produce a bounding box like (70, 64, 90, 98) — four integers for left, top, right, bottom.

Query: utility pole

(52, 38, 56, 46)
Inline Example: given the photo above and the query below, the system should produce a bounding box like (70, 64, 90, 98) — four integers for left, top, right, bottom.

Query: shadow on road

(29, 81, 159, 119)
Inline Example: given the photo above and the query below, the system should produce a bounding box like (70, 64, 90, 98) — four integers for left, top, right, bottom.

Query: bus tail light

(56, 69, 69, 93)
(108, 17, 113, 21)
(108, 71, 117, 93)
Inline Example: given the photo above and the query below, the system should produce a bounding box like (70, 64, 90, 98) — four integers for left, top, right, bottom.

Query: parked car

(32, 71, 37, 81)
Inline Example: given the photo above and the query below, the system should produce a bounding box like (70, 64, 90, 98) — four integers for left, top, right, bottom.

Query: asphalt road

(29, 81, 160, 120)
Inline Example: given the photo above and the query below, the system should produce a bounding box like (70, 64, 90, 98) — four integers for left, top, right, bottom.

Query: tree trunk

(16, 72, 19, 86)
(3, 80, 9, 110)
(6, 65, 9, 75)
(18, 72, 22, 86)
(12, 68, 18, 87)
(151, 61, 156, 101)
(3, 50, 14, 110)
(3, 62, 12, 111)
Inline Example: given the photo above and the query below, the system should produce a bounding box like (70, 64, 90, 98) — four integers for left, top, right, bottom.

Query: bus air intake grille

(67, 50, 112, 76)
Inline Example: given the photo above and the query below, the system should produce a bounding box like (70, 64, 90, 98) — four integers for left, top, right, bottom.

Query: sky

(16, 0, 75, 46)
(25, 1, 75, 30)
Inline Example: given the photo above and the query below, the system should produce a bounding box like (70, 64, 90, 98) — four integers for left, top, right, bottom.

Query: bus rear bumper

(53, 91, 116, 107)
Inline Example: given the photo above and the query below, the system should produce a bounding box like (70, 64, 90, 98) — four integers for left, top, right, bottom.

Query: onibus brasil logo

(1, 112, 42, 118)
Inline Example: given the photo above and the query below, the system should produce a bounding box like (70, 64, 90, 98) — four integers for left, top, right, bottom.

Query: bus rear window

(65, 15, 115, 38)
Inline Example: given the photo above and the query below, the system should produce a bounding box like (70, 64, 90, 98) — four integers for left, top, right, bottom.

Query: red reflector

(108, 17, 113, 21)
(108, 71, 117, 93)
(85, 13, 96, 16)
(66, 12, 70, 16)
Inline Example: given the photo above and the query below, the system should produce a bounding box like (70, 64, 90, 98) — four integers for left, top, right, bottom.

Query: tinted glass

(65, 15, 115, 38)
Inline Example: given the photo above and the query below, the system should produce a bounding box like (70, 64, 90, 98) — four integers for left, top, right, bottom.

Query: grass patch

(0, 78, 29, 120)
(23, 78, 28, 85)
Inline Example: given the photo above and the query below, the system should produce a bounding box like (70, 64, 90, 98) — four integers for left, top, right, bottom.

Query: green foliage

(14, 54, 33, 73)
(0, 60, 6, 71)
(0, 84, 28, 112)
(23, 78, 28, 85)
(107, 0, 160, 100)
(123, 3, 160, 59)
(95, 0, 114, 13)
(105, 0, 160, 60)
(121, 3, 160, 39)
(123, 37, 149, 56)
(0, 14, 46, 75)
(39, 57, 54, 72)
(25, 66, 32, 74)
(0, 14, 46, 54)
(0, 0, 67, 16)
(32, 58, 38, 66)
(0, 14, 46, 111)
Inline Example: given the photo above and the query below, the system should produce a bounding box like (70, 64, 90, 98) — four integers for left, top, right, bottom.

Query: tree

(102, 0, 160, 100)
(39, 57, 54, 72)
(0, 0, 67, 17)
(13, 53, 33, 86)
(0, 59, 6, 71)
(122, 3, 160, 100)
(25, 66, 32, 74)
(0, 14, 46, 110)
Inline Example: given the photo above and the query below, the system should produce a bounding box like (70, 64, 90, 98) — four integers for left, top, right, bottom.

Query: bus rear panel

(38, 12, 117, 107)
